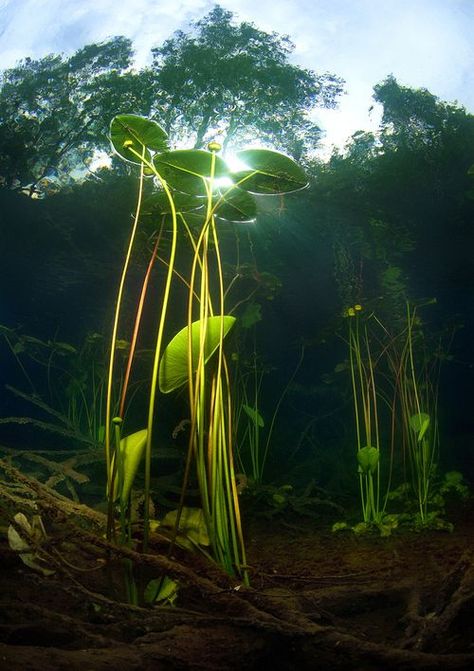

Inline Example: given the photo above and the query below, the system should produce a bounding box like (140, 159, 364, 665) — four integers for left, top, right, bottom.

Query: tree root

(1, 458, 474, 670)
(401, 550, 474, 653)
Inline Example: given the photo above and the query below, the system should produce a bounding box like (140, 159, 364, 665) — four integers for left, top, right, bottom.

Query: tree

(373, 74, 474, 152)
(0, 37, 152, 194)
(301, 76, 474, 319)
(0, 7, 344, 193)
(150, 5, 344, 159)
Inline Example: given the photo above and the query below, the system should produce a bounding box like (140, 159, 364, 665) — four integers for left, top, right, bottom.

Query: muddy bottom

(1, 488, 474, 671)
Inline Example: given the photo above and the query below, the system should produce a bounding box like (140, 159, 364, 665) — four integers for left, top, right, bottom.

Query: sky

(0, 0, 473, 154)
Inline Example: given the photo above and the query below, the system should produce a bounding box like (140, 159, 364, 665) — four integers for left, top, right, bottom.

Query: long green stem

(105, 157, 145, 540)
(142, 178, 178, 552)
(177, 151, 248, 580)
(261, 344, 305, 483)
(348, 310, 382, 524)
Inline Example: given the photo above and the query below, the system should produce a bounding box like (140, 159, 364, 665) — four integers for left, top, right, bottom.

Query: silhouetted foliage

(0, 36, 150, 193)
(0, 8, 343, 193)
(296, 77, 474, 320)
(149, 5, 344, 159)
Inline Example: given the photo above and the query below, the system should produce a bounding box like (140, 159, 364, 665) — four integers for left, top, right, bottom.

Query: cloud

(0, 0, 213, 66)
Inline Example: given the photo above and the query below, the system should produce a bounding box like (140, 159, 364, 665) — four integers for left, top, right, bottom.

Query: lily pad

(110, 114, 168, 165)
(233, 148, 308, 194)
(154, 149, 231, 194)
(214, 187, 257, 222)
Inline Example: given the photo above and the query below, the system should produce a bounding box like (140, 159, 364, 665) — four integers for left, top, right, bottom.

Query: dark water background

(2, 170, 473, 487)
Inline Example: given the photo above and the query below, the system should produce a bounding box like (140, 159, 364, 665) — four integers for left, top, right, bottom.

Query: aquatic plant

(104, 113, 308, 581)
(345, 305, 384, 524)
(341, 301, 443, 526)
(382, 468, 470, 534)
(234, 335, 304, 485)
(0, 326, 133, 448)
(336, 298, 462, 535)
(397, 302, 440, 524)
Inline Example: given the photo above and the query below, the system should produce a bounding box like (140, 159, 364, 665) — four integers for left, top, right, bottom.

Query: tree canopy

(0, 5, 344, 194)
(298, 75, 474, 323)
(0, 36, 153, 194)
(149, 5, 344, 158)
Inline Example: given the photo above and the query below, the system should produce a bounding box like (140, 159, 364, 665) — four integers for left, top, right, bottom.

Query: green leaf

(159, 316, 236, 393)
(144, 190, 205, 215)
(111, 428, 148, 504)
(409, 412, 430, 442)
(97, 425, 105, 443)
(161, 211, 209, 230)
(352, 521, 371, 535)
(240, 301, 262, 329)
(154, 149, 230, 194)
(242, 404, 264, 427)
(440, 471, 469, 499)
(357, 445, 379, 474)
(110, 114, 168, 165)
(233, 149, 308, 194)
(144, 576, 179, 605)
(161, 507, 210, 547)
(214, 187, 257, 222)
(52, 341, 77, 354)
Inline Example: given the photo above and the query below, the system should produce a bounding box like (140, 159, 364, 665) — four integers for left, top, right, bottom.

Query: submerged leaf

(240, 302, 262, 329)
(144, 576, 179, 605)
(242, 404, 264, 427)
(161, 507, 210, 547)
(8, 513, 55, 576)
(409, 412, 430, 442)
(111, 428, 148, 504)
(357, 445, 379, 474)
(159, 316, 236, 393)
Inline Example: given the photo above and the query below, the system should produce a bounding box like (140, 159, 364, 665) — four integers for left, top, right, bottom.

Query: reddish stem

(119, 224, 163, 418)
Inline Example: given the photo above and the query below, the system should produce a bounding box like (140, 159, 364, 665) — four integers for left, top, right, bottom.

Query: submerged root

(401, 550, 474, 653)
(1, 458, 474, 670)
